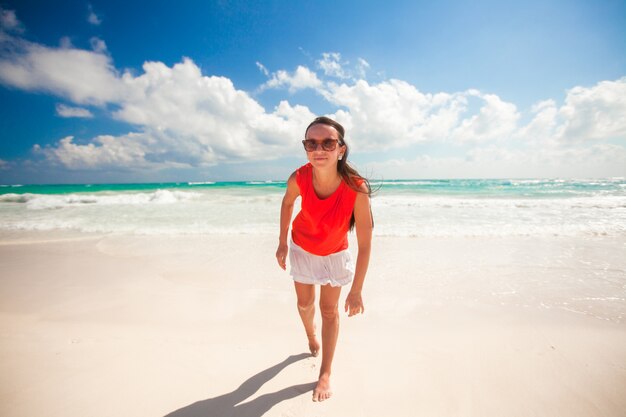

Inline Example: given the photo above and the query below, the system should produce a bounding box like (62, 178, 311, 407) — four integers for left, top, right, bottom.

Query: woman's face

(303, 123, 346, 169)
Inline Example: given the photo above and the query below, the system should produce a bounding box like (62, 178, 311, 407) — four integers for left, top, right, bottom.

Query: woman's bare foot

(307, 333, 320, 357)
(312, 373, 332, 402)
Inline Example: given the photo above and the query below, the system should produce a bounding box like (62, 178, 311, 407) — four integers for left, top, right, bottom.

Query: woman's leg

(294, 282, 320, 356)
(314, 283, 342, 402)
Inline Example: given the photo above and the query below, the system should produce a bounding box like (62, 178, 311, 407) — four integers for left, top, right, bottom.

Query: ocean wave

(0, 194, 30, 203)
(371, 224, 626, 238)
(3, 218, 623, 238)
(0, 220, 276, 235)
(375, 180, 435, 186)
(188, 181, 216, 185)
(246, 180, 285, 185)
(372, 195, 626, 209)
(2, 181, 625, 238)
(0, 190, 201, 210)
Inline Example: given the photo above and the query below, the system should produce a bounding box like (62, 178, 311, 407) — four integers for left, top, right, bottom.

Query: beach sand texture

(1, 232, 625, 417)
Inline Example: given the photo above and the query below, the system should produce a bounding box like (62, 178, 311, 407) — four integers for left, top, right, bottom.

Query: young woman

(276, 116, 373, 402)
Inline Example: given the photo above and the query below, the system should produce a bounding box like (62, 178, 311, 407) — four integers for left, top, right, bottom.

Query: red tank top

(291, 163, 360, 256)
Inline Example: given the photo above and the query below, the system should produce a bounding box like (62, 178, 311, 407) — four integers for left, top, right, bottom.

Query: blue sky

(0, 0, 625, 183)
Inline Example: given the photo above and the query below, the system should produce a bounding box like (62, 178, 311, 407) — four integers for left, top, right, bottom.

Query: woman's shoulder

(295, 163, 312, 182)
(346, 175, 369, 193)
(296, 163, 312, 174)
(289, 163, 312, 191)
(285, 170, 300, 196)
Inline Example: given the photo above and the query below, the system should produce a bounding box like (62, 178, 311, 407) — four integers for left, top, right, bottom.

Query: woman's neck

(312, 166, 340, 185)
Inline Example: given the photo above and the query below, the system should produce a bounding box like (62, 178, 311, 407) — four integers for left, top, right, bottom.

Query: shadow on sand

(164, 353, 315, 417)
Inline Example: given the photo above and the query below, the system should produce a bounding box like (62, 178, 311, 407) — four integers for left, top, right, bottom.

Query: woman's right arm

(276, 171, 299, 270)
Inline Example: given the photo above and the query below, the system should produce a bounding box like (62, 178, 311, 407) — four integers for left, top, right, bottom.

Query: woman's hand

(277, 172, 298, 271)
(276, 244, 288, 270)
(344, 291, 364, 317)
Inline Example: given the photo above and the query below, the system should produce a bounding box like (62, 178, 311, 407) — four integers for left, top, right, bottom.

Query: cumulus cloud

(515, 99, 559, 145)
(111, 58, 315, 162)
(0, 34, 122, 105)
(355, 58, 370, 79)
(315, 52, 372, 81)
(321, 75, 625, 177)
(59, 36, 73, 49)
(317, 52, 350, 79)
(0, 10, 624, 177)
(515, 78, 626, 145)
(90, 37, 107, 53)
(8, 52, 314, 168)
(0, 13, 318, 171)
(321, 79, 470, 149)
(320, 76, 625, 152)
(259, 65, 322, 93)
(365, 144, 626, 179)
(259, 52, 369, 90)
(556, 78, 626, 142)
(55, 103, 94, 118)
(449, 91, 520, 143)
(34, 135, 146, 170)
(255, 61, 269, 76)
(87, 4, 102, 26)
(29, 58, 317, 169)
(0, 7, 23, 32)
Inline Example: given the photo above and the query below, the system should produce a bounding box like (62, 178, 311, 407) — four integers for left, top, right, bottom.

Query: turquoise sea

(2, 177, 626, 197)
(1, 178, 625, 237)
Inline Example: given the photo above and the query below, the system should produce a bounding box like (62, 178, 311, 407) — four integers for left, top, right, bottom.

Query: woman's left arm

(345, 187, 373, 317)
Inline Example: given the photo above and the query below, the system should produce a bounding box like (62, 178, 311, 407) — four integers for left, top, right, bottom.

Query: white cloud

(87, 4, 102, 26)
(112, 59, 315, 162)
(90, 37, 107, 53)
(315, 53, 371, 80)
(35, 135, 148, 170)
(320, 76, 625, 151)
(515, 99, 559, 144)
(0, 7, 23, 32)
(321, 79, 469, 149)
(355, 58, 370, 79)
(319, 75, 625, 178)
(317, 52, 350, 79)
(364, 144, 626, 179)
(59, 36, 73, 49)
(449, 91, 520, 143)
(515, 78, 626, 145)
(556, 78, 626, 142)
(0, 16, 318, 171)
(0, 35, 122, 105)
(260, 65, 322, 93)
(255, 61, 269, 76)
(28, 49, 622, 172)
(30, 57, 315, 170)
(1, 13, 624, 178)
(56, 104, 94, 118)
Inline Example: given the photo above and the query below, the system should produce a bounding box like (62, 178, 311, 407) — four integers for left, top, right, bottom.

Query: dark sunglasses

(302, 138, 342, 152)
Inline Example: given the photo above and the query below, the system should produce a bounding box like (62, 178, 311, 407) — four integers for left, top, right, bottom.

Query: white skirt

(289, 239, 355, 287)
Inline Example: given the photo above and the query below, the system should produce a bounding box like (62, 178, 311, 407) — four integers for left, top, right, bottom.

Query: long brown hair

(305, 116, 373, 230)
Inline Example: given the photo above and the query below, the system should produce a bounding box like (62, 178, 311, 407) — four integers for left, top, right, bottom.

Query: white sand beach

(1, 231, 625, 417)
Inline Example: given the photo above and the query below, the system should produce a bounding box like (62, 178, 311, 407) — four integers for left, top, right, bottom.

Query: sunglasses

(302, 138, 342, 152)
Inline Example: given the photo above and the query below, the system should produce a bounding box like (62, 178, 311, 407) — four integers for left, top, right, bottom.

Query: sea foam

(1, 189, 201, 210)
(1, 179, 625, 237)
